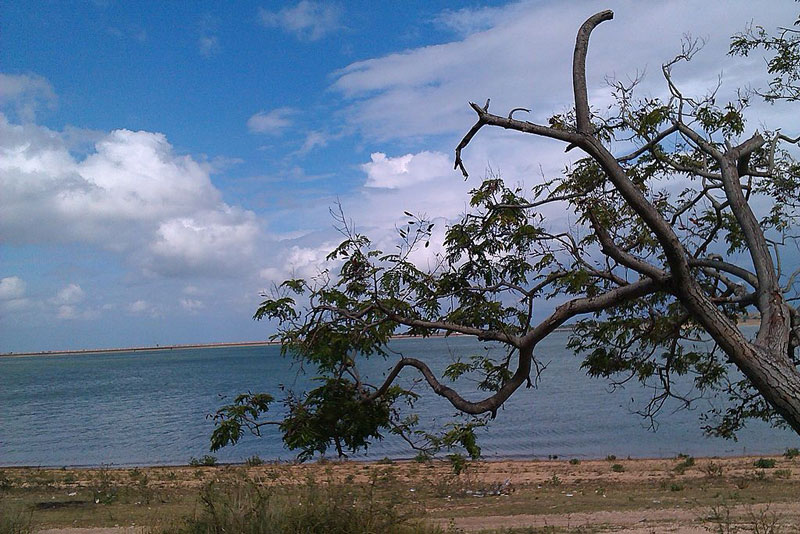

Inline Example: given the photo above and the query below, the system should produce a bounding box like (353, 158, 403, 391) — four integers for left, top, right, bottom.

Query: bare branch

(573, 10, 614, 133)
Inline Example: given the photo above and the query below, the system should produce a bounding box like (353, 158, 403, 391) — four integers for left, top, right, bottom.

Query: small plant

(674, 456, 695, 474)
(703, 461, 724, 477)
(669, 482, 684, 492)
(91, 464, 118, 505)
(784, 447, 799, 459)
(569, 458, 581, 465)
(605, 454, 617, 461)
(754, 458, 776, 469)
(611, 463, 625, 473)
(377, 457, 395, 465)
(546, 474, 562, 486)
(245, 455, 264, 466)
(189, 455, 218, 467)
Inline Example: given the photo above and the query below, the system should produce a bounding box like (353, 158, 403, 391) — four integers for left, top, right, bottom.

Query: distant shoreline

(0, 321, 758, 358)
(0, 340, 279, 358)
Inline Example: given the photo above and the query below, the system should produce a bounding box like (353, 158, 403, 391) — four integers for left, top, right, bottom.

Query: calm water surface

(1, 333, 798, 466)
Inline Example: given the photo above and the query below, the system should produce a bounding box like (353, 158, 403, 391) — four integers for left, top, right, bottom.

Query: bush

(784, 448, 799, 459)
(189, 455, 218, 467)
(754, 458, 776, 469)
(611, 464, 625, 473)
(569, 458, 581, 465)
(244, 455, 264, 467)
(674, 456, 695, 474)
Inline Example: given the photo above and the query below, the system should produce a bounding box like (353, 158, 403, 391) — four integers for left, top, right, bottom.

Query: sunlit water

(1, 332, 798, 467)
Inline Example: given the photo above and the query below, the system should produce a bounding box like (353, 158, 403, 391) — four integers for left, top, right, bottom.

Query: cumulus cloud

(259, 1, 343, 41)
(0, 276, 26, 300)
(247, 108, 295, 134)
(0, 73, 57, 122)
(362, 151, 453, 189)
(0, 114, 263, 278)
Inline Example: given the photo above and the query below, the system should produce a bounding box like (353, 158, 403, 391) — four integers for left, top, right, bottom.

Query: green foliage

(279, 379, 409, 461)
(784, 447, 799, 459)
(189, 455, 218, 467)
(754, 458, 777, 469)
(730, 15, 800, 102)
(210, 393, 274, 452)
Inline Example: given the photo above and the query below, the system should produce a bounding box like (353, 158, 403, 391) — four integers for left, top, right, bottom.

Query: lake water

(1, 333, 798, 467)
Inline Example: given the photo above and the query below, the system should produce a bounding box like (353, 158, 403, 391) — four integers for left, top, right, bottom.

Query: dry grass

(1, 454, 799, 533)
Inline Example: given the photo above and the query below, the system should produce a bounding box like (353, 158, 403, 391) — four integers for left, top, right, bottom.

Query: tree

(212, 10, 800, 459)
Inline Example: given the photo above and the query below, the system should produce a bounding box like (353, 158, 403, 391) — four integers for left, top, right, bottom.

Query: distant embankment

(1, 340, 277, 358)
(2, 328, 583, 358)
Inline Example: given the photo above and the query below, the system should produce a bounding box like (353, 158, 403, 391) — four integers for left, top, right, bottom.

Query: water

(1, 333, 798, 467)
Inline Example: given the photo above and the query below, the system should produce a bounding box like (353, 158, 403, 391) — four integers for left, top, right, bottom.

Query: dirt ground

(5, 454, 800, 533)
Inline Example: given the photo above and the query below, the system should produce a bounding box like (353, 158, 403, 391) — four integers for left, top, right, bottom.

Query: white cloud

(296, 130, 329, 155)
(362, 151, 452, 189)
(0, 73, 57, 122)
(247, 107, 295, 134)
(148, 208, 260, 276)
(0, 276, 26, 300)
(52, 283, 85, 305)
(333, 1, 796, 142)
(433, 5, 517, 37)
(259, 1, 342, 41)
(180, 298, 205, 312)
(0, 114, 263, 278)
(198, 35, 220, 57)
(127, 299, 160, 318)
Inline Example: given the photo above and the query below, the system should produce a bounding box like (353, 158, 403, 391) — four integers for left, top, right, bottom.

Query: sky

(1, 0, 797, 353)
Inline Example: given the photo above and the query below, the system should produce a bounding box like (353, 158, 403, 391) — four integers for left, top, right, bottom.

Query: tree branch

(573, 10, 614, 133)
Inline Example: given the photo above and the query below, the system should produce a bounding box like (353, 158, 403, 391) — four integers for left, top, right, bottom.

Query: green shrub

(568, 458, 581, 465)
(611, 464, 625, 473)
(784, 447, 799, 459)
(754, 458, 776, 469)
(605, 454, 617, 461)
(189, 455, 218, 467)
(674, 456, 695, 474)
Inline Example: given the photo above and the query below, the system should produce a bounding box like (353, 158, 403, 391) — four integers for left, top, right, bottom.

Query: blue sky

(1, 1, 795, 352)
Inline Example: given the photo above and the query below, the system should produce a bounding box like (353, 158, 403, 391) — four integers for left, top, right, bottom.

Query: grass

(0, 456, 798, 533)
(156, 472, 449, 534)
